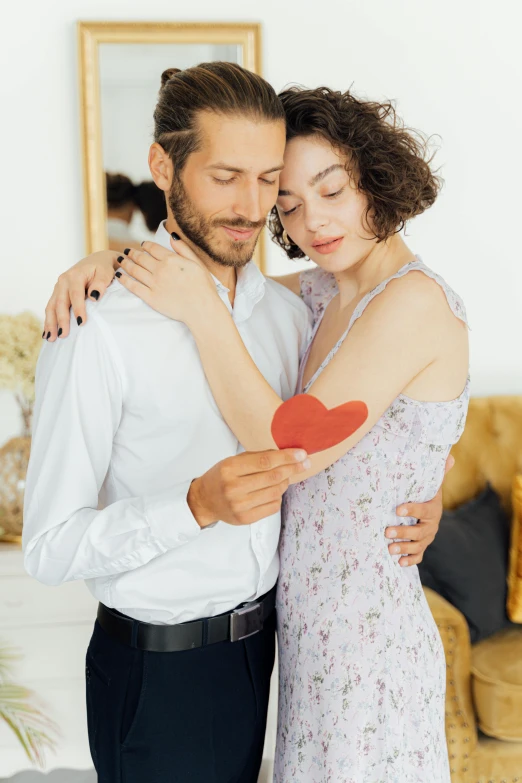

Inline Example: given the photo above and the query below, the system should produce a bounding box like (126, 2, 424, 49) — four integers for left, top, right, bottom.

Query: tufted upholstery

(440, 396, 522, 513)
(424, 395, 522, 783)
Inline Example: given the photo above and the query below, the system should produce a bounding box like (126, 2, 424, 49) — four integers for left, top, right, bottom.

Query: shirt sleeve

(23, 313, 202, 587)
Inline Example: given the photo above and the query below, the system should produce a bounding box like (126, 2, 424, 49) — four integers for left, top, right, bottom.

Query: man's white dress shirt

(23, 223, 312, 624)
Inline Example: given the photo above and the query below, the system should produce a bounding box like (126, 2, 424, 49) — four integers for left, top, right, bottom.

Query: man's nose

(234, 183, 263, 224)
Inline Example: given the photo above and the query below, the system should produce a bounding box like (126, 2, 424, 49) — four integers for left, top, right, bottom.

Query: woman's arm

(116, 242, 453, 484)
(42, 252, 302, 342)
(43, 250, 119, 341)
(185, 272, 445, 481)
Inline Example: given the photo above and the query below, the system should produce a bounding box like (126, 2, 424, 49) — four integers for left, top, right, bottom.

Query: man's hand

(187, 449, 310, 528)
(385, 454, 455, 567)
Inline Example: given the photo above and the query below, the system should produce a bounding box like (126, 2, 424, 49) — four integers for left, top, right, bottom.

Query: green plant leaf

(0, 646, 59, 766)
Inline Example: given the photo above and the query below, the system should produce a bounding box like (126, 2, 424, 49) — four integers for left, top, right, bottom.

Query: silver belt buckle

(230, 601, 263, 642)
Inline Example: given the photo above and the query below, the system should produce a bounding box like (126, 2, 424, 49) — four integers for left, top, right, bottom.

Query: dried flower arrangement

(0, 312, 42, 540)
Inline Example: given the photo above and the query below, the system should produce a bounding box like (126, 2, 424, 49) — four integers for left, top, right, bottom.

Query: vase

(0, 436, 31, 545)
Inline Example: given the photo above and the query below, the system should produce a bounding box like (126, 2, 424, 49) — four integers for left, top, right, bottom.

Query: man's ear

(148, 143, 173, 192)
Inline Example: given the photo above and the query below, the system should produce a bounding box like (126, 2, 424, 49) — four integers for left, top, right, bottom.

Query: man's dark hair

(270, 86, 442, 258)
(154, 62, 285, 173)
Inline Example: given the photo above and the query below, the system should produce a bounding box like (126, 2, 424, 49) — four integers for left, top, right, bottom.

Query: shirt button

(256, 531, 263, 540)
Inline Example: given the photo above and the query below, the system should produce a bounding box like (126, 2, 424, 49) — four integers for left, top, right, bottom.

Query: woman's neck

(334, 235, 416, 310)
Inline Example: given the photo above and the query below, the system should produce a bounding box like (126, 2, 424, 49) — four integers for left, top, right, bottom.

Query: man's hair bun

(160, 68, 182, 88)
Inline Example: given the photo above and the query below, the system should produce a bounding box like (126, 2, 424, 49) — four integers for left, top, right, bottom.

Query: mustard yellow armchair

(424, 396, 522, 783)
(425, 587, 522, 782)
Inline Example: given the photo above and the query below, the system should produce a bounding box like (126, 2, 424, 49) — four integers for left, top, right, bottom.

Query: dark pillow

(418, 484, 512, 644)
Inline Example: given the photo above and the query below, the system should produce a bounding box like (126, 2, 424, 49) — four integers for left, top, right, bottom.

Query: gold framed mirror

(78, 21, 266, 271)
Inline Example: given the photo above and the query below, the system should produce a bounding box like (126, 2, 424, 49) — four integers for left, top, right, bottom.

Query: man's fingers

(388, 540, 426, 557)
(233, 499, 284, 526)
(444, 454, 455, 475)
(233, 448, 309, 478)
(239, 481, 289, 510)
(241, 463, 301, 492)
(395, 499, 439, 523)
(386, 521, 436, 542)
(398, 554, 423, 568)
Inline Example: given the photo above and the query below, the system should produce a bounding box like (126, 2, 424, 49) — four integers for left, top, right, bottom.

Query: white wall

(0, 0, 521, 450)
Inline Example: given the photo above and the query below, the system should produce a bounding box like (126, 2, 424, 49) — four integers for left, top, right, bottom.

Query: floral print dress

(274, 259, 470, 783)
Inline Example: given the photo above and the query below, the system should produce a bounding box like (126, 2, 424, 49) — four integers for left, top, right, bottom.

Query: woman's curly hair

(270, 87, 442, 259)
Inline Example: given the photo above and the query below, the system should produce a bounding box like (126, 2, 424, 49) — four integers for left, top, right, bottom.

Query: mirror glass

(99, 43, 243, 251)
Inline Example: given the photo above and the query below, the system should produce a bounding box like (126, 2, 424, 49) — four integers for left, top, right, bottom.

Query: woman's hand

(115, 239, 219, 324)
(43, 250, 119, 341)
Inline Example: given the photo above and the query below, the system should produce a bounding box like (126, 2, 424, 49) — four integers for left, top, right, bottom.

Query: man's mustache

(212, 218, 266, 231)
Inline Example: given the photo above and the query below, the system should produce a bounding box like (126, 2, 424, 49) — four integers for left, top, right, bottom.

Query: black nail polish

(171, 232, 180, 241)
(58, 327, 63, 337)
(123, 248, 130, 255)
(77, 316, 83, 326)
(91, 290, 100, 300)
(46, 331, 51, 339)
(117, 256, 123, 263)
(42, 330, 45, 338)
(115, 271, 122, 278)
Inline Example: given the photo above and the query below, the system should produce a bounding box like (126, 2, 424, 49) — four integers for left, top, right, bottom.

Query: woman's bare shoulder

(269, 272, 302, 296)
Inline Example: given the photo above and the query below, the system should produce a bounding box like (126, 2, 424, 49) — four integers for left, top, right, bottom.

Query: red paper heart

(271, 395, 368, 455)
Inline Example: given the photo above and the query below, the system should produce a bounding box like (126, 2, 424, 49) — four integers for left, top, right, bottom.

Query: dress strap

(344, 257, 470, 338)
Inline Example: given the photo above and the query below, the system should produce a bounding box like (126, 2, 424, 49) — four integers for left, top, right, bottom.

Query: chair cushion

(418, 484, 511, 643)
(508, 474, 522, 622)
(471, 625, 522, 740)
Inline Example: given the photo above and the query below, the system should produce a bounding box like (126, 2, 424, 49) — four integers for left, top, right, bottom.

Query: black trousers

(85, 609, 276, 783)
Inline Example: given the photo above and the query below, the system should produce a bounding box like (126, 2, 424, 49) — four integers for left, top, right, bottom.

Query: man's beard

(168, 173, 265, 268)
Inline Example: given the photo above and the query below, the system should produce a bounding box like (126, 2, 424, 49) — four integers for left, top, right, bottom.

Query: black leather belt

(96, 585, 276, 653)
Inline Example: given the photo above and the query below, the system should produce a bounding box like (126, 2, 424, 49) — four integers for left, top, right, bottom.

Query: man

(24, 62, 448, 783)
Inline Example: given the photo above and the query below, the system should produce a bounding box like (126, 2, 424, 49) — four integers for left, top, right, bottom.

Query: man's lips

(221, 226, 256, 242)
(311, 236, 344, 255)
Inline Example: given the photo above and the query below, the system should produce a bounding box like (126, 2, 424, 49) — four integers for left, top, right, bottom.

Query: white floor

(0, 544, 277, 781)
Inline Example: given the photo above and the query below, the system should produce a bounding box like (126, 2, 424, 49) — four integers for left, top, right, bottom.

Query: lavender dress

(274, 259, 470, 783)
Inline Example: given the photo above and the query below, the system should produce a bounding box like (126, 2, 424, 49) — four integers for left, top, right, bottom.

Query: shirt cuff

(145, 480, 202, 549)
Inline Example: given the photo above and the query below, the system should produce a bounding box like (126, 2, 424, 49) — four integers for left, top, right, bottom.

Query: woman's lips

(222, 226, 256, 242)
(312, 237, 344, 255)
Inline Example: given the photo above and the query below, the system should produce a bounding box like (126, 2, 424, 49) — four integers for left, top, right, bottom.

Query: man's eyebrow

(278, 164, 344, 196)
(206, 163, 285, 175)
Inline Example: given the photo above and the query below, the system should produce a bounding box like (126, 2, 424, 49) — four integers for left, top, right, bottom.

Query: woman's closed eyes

(280, 186, 347, 216)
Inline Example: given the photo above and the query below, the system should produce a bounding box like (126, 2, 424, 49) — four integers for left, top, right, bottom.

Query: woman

(43, 87, 469, 781)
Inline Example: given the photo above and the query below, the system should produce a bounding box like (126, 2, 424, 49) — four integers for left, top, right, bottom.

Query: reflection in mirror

(100, 44, 242, 251)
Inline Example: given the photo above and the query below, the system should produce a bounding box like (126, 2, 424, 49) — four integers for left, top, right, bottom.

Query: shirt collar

(153, 221, 266, 323)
